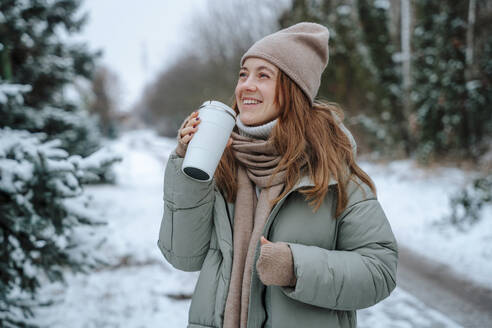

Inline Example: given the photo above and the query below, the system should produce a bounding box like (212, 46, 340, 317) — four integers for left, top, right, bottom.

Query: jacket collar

(292, 162, 352, 192)
(290, 174, 337, 193)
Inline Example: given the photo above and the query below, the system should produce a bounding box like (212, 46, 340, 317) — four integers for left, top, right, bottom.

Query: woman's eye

(239, 72, 247, 78)
(260, 73, 269, 78)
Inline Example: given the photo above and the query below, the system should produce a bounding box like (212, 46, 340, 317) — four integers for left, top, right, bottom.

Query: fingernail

(189, 133, 192, 136)
(193, 125, 196, 128)
(195, 118, 199, 121)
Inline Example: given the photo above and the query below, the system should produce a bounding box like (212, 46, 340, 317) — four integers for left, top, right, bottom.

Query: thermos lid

(199, 100, 236, 120)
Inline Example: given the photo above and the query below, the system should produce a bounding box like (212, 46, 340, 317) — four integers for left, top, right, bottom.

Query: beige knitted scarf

(223, 131, 286, 328)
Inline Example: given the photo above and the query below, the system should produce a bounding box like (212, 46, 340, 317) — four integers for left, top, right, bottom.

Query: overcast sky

(78, 0, 206, 111)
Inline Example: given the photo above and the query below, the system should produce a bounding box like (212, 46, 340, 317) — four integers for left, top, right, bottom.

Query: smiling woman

(158, 22, 398, 328)
(235, 58, 280, 126)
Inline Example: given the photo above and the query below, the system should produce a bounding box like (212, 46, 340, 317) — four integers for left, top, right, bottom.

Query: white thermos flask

(181, 100, 236, 182)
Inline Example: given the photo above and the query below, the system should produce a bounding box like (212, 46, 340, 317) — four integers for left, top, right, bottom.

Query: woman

(158, 22, 398, 328)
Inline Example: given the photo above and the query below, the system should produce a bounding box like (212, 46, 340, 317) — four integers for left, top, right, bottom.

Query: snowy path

(360, 160, 492, 289)
(35, 130, 490, 327)
(397, 246, 492, 327)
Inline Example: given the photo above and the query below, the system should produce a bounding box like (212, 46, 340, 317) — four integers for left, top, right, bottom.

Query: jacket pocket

(189, 249, 222, 327)
(158, 204, 173, 251)
(172, 203, 213, 258)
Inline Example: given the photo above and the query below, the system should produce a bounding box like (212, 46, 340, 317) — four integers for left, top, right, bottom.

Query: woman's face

(235, 57, 280, 126)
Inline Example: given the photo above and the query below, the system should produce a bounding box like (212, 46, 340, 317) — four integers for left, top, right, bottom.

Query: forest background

(0, 0, 491, 327)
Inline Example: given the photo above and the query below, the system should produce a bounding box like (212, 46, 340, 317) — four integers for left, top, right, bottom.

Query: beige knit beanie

(240, 22, 330, 104)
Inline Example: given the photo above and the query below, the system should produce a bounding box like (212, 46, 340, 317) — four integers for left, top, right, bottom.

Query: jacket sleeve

(157, 152, 215, 272)
(281, 198, 398, 310)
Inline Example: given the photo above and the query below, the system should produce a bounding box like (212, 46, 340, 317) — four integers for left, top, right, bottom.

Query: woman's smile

(241, 97, 263, 107)
(235, 57, 280, 126)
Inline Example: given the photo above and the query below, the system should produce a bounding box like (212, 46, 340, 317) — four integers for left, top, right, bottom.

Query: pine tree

(0, 0, 101, 156)
(279, 0, 376, 113)
(357, 0, 412, 154)
(0, 1, 122, 325)
(0, 84, 116, 327)
(278, 0, 406, 154)
(465, 0, 492, 157)
(412, 0, 491, 160)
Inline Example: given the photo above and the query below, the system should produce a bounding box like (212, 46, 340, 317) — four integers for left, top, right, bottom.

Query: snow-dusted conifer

(412, 0, 491, 160)
(0, 0, 122, 326)
(278, 1, 407, 154)
(0, 0, 102, 157)
(0, 127, 107, 326)
(0, 82, 122, 327)
(357, 0, 411, 155)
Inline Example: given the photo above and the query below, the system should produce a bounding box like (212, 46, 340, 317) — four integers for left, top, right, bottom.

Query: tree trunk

(401, 0, 413, 154)
(465, 0, 476, 81)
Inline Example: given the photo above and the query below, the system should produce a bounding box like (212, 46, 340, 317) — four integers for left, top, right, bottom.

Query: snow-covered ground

(360, 160, 492, 289)
(36, 130, 491, 327)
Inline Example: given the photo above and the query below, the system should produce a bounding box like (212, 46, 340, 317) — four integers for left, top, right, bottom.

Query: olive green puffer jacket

(158, 153, 398, 328)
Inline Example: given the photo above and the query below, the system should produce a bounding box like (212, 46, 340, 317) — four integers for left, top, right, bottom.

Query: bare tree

(185, 0, 289, 63)
(90, 66, 122, 136)
(138, 0, 290, 136)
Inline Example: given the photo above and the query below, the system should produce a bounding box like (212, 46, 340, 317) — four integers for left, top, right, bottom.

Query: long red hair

(215, 70, 376, 217)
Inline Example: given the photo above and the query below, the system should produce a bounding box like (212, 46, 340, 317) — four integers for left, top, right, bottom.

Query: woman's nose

(242, 77, 257, 92)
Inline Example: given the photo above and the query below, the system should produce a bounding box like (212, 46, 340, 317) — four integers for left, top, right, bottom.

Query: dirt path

(397, 246, 492, 328)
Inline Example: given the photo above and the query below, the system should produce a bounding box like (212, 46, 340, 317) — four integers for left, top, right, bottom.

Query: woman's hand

(175, 111, 201, 157)
(256, 236, 297, 287)
(175, 110, 233, 157)
(260, 236, 272, 246)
